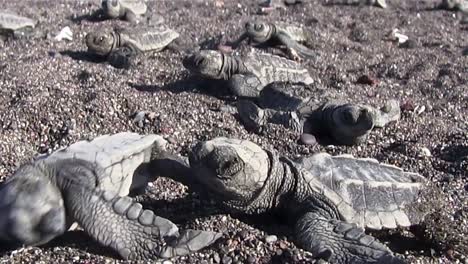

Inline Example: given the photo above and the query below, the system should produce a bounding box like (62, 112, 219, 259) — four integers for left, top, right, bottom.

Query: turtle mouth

(190, 143, 245, 179)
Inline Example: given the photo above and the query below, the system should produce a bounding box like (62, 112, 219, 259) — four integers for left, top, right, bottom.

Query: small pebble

(420, 147, 432, 157)
(212, 253, 221, 263)
(264, 235, 278, 243)
(300, 133, 317, 145)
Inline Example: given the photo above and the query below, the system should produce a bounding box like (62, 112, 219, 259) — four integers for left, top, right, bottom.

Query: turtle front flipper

(55, 159, 221, 260)
(230, 74, 263, 97)
(228, 33, 249, 50)
(149, 149, 202, 191)
(295, 211, 405, 264)
(237, 99, 302, 133)
(107, 45, 141, 69)
(64, 187, 221, 260)
(276, 33, 320, 61)
(124, 10, 139, 23)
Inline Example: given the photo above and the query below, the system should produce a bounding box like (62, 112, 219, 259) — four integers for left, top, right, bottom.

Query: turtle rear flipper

(108, 45, 141, 69)
(296, 211, 405, 263)
(276, 33, 320, 61)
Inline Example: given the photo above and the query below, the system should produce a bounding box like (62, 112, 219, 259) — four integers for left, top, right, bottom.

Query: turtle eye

(98, 36, 105, 43)
(254, 24, 264, 31)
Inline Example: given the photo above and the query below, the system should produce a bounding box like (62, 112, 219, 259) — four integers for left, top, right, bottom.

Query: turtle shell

(243, 50, 314, 87)
(120, 27, 180, 52)
(275, 22, 308, 43)
(0, 11, 35, 31)
(120, 0, 148, 15)
(297, 153, 427, 230)
(42, 132, 165, 196)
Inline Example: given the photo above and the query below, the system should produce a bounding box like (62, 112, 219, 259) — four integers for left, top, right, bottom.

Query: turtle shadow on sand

(129, 76, 236, 102)
(60, 50, 107, 64)
(225, 210, 435, 256)
(0, 233, 120, 259)
(67, 10, 108, 24)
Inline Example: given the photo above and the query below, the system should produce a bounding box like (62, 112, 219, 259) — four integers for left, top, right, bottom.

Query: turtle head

(102, 0, 121, 18)
(0, 164, 67, 247)
(85, 31, 116, 56)
(182, 50, 225, 79)
(189, 138, 270, 205)
(244, 21, 273, 43)
(330, 104, 375, 145)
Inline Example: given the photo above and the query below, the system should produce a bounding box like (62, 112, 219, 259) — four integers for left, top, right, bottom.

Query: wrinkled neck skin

(222, 150, 297, 215)
(111, 31, 122, 53)
(38, 158, 97, 194)
(220, 54, 247, 79)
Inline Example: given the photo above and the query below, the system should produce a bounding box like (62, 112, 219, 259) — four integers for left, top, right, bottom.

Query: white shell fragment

(54, 26, 73, 41)
(386, 28, 408, 44)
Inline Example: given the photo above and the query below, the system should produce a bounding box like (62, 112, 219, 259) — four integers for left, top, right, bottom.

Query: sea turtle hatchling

(257, 0, 303, 14)
(438, 0, 466, 10)
(152, 137, 430, 264)
(183, 49, 313, 97)
(85, 26, 179, 68)
(230, 21, 319, 61)
(0, 132, 222, 261)
(101, 0, 147, 23)
(0, 11, 36, 40)
(326, 0, 387, 8)
(235, 83, 401, 146)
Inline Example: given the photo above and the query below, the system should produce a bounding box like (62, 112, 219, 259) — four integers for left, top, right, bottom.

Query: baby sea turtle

(0, 11, 36, 40)
(257, 0, 303, 14)
(153, 137, 430, 263)
(236, 83, 400, 146)
(101, 0, 147, 23)
(0, 132, 221, 260)
(231, 21, 318, 61)
(85, 26, 179, 68)
(327, 0, 387, 8)
(183, 49, 313, 97)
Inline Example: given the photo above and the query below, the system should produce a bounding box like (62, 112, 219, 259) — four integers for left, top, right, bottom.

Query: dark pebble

(238, 230, 249, 240)
(300, 133, 317, 145)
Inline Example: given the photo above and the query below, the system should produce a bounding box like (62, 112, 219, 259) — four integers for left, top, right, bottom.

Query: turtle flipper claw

(159, 229, 223, 258)
(108, 45, 140, 69)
